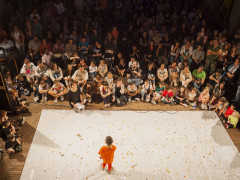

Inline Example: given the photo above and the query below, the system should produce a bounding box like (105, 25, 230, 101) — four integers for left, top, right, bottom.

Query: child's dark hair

(105, 136, 113, 145)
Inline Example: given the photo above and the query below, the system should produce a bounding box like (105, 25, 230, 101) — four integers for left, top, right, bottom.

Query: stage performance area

(20, 110, 240, 180)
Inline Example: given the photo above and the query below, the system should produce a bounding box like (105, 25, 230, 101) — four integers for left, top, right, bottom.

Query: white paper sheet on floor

(20, 110, 240, 180)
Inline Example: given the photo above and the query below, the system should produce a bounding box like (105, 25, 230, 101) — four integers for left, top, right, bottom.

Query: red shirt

(225, 107, 234, 118)
(40, 43, 53, 55)
(162, 90, 173, 98)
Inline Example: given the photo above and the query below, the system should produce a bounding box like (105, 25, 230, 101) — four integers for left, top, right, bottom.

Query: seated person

(72, 66, 88, 89)
(192, 66, 206, 93)
(20, 59, 36, 84)
(157, 64, 168, 83)
(214, 97, 229, 116)
(48, 80, 68, 103)
(209, 69, 222, 90)
(168, 61, 179, 87)
(213, 82, 225, 97)
(39, 80, 49, 103)
(128, 57, 140, 68)
(93, 74, 103, 93)
(144, 62, 156, 90)
(161, 85, 174, 105)
(127, 61, 143, 86)
(180, 66, 192, 88)
(68, 81, 85, 111)
(17, 74, 31, 97)
(187, 87, 197, 107)
(151, 82, 165, 105)
(35, 61, 49, 79)
(78, 59, 88, 70)
(89, 61, 98, 79)
(112, 78, 127, 106)
(127, 82, 140, 103)
(98, 60, 108, 78)
(41, 48, 53, 68)
(224, 111, 239, 129)
(0, 120, 16, 141)
(5, 134, 22, 154)
(69, 53, 80, 69)
(100, 81, 112, 108)
(175, 86, 187, 107)
(222, 104, 235, 121)
(63, 64, 75, 90)
(49, 63, 63, 82)
(10, 89, 28, 114)
(92, 41, 103, 63)
(141, 80, 153, 102)
(105, 72, 114, 90)
(198, 86, 210, 110)
(208, 94, 219, 110)
(116, 58, 126, 77)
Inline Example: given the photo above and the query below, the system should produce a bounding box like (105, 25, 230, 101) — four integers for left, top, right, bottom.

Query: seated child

(5, 74, 14, 91)
(0, 120, 16, 141)
(127, 81, 140, 103)
(222, 104, 235, 121)
(17, 74, 31, 97)
(98, 136, 116, 173)
(105, 72, 114, 90)
(175, 85, 187, 107)
(224, 111, 239, 129)
(151, 82, 165, 105)
(48, 80, 68, 103)
(187, 87, 197, 108)
(161, 85, 174, 105)
(141, 80, 153, 102)
(198, 86, 210, 110)
(100, 81, 112, 108)
(208, 94, 219, 110)
(5, 134, 22, 154)
(39, 80, 49, 103)
(89, 61, 98, 79)
(213, 97, 229, 117)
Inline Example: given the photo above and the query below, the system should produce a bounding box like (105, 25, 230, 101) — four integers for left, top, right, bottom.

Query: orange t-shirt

(98, 145, 116, 164)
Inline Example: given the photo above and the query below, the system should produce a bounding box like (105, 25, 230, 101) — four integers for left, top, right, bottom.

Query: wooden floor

(1, 97, 240, 180)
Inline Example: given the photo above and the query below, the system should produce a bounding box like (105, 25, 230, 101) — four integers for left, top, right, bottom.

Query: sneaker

(54, 98, 58, 103)
(131, 100, 135, 103)
(151, 100, 157, 105)
(201, 104, 204, 110)
(60, 96, 64, 101)
(146, 99, 150, 103)
(83, 99, 87, 104)
(34, 96, 39, 102)
(225, 123, 229, 129)
(193, 105, 196, 110)
(141, 96, 144, 101)
(44, 97, 48, 103)
(128, 98, 131, 102)
(135, 98, 140, 101)
(204, 104, 208, 110)
(183, 103, 188, 108)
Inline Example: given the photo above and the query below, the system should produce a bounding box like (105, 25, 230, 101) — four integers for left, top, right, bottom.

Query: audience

(1, 0, 240, 157)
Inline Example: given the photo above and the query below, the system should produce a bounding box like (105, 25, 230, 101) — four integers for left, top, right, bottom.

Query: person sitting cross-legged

(48, 80, 68, 103)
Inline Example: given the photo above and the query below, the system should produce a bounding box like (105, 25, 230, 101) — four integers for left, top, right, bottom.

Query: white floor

(20, 110, 240, 180)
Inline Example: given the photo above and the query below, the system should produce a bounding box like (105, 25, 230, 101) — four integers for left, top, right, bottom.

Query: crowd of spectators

(1, 0, 240, 154)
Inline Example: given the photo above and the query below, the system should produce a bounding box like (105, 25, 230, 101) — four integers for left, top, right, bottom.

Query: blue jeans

(127, 79, 143, 86)
(192, 81, 201, 93)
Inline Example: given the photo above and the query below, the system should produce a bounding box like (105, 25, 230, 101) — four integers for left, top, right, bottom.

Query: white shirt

(42, 52, 53, 67)
(89, 65, 97, 73)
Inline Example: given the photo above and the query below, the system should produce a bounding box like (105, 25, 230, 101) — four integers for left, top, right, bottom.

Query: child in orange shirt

(98, 136, 116, 173)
